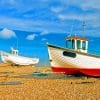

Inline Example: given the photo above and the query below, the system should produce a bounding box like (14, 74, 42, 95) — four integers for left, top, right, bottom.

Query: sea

(0, 30, 100, 67)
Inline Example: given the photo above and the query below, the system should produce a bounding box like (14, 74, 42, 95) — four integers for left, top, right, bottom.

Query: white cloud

(26, 34, 37, 40)
(81, 0, 100, 10)
(58, 13, 97, 21)
(41, 30, 49, 35)
(60, 0, 100, 10)
(41, 38, 47, 41)
(0, 0, 17, 5)
(51, 6, 62, 13)
(0, 0, 99, 37)
(0, 16, 60, 32)
(0, 28, 16, 39)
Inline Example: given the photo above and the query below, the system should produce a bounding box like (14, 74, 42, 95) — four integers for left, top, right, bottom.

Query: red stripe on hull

(51, 67, 100, 77)
(80, 69, 100, 77)
(51, 67, 80, 75)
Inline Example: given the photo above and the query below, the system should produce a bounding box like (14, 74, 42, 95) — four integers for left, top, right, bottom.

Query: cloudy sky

(0, 0, 99, 36)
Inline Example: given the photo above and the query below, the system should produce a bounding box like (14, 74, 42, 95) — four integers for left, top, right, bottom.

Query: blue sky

(0, 0, 99, 36)
(0, 0, 100, 66)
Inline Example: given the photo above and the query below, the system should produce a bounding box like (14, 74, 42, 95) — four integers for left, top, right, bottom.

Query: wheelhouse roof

(66, 36, 88, 41)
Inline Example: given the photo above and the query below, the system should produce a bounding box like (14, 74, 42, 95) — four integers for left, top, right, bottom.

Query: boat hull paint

(80, 69, 100, 77)
(51, 67, 100, 77)
(47, 44, 100, 77)
(51, 67, 79, 75)
(0, 51, 39, 66)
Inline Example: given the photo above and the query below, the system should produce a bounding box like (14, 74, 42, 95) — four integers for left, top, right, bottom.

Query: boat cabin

(10, 48, 19, 56)
(66, 36, 88, 53)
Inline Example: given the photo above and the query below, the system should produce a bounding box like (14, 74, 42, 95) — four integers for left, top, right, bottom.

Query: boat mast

(16, 37, 19, 55)
(16, 37, 19, 50)
(82, 21, 86, 35)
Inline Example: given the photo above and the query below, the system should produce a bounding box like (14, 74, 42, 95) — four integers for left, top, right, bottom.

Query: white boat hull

(0, 51, 39, 66)
(47, 44, 100, 76)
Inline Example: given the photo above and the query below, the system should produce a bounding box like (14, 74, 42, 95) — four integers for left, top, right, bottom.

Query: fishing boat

(0, 48, 39, 66)
(47, 36, 100, 77)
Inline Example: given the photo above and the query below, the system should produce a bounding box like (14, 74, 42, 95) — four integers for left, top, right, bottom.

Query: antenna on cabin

(16, 36, 19, 51)
(82, 21, 86, 34)
(70, 20, 75, 36)
(70, 24, 73, 35)
(75, 33, 77, 36)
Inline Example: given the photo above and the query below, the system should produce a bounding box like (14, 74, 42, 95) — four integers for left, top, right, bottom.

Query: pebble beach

(0, 63, 99, 100)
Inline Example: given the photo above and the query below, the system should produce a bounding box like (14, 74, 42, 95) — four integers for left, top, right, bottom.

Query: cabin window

(67, 40, 75, 49)
(82, 41, 86, 50)
(63, 51, 76, 58)
(67, 40, 72, 49)
(76, 40, 81, 49)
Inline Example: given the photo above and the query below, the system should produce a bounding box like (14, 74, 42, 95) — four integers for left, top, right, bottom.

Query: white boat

(0, 48, 39, 66)
(47, 36, 100, 77)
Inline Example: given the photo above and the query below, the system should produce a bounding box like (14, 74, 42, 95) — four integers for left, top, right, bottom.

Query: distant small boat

(0, 48, 39, 66)
(47, 36, 100, 77)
